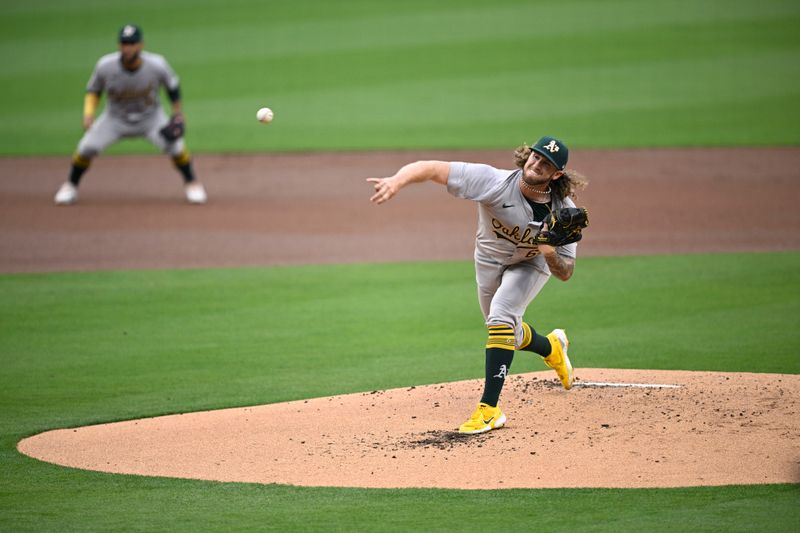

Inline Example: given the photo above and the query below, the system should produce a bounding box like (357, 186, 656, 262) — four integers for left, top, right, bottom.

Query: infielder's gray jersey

(87, 51, 179, 123)
(447, 162, 577, 271)
(447, 162, 578, 343)
(77, 51, 183, 158)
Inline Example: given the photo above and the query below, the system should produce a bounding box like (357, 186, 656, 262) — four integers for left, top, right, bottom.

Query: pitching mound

(18, 369, 800, 489)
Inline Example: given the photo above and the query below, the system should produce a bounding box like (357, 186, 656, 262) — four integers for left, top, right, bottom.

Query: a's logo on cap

(544, 140, 560, 153)
(122, 25, 136, 37)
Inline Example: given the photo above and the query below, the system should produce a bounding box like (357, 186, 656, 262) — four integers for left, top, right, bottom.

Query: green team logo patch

(543, 140, 560, 153)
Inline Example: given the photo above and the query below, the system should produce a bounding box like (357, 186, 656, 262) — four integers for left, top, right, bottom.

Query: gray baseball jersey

(88, 50, 178, 123)
(77, 51, 183, 158)
(447, 162, 578, 345)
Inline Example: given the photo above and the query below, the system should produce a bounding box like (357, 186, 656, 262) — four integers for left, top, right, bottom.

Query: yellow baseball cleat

(544, 329, 573, 390)
(458, 402, 507, 434)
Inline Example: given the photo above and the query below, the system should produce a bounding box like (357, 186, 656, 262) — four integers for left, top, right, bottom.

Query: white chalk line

(574, 381, 682, 389)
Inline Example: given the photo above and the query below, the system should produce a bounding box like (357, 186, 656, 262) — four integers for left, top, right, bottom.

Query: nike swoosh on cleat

(483, 416, 494, 424)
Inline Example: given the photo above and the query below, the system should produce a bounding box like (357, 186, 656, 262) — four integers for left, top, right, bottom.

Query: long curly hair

(513, 144, 588, 201)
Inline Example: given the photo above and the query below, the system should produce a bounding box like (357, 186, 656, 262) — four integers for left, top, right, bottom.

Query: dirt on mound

(18, 369, 800, 489)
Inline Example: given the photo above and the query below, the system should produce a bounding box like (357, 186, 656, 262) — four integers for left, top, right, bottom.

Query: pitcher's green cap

(531, 136, 568, 170)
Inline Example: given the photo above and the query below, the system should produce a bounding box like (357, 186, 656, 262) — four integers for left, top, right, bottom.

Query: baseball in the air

(256, 107, 274, 123)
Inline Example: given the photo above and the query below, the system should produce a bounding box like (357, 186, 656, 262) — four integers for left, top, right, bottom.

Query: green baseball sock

(520, 324, 552, 357)
(175, 161, 196, 183)
(69, 154, 91, 186)
(479, 347, 514, 407)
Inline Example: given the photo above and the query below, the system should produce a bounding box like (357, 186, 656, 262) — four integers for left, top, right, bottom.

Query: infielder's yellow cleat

(544, 329, 573, 390)
(458, 402, 506, 434)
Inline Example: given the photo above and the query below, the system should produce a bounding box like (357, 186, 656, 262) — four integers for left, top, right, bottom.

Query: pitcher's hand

(367, 177, 400, 204)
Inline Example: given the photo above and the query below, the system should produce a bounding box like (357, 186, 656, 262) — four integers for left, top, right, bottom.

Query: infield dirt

(1, 147, 799, 273)
(6, 148, 800, 488)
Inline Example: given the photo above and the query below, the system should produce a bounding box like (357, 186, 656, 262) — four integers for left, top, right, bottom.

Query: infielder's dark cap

(531, 136, 569, 170)
(119, 24, 142, 44)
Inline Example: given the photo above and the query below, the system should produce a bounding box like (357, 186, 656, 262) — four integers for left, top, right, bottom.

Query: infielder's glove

(159, 114, 185, 142)
(534, 207, 589, 246)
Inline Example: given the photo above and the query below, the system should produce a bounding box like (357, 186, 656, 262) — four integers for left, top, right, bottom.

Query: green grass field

(0, 0, 799, 155)
(1, 0, 799, 531)
(1, 255, 799, 531)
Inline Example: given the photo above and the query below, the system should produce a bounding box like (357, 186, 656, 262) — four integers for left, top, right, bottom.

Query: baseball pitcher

(54, 24, 207, 205)
(368, 136, 589, 434)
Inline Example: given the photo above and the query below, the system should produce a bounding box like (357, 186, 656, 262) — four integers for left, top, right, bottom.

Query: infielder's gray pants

(475, 252, 550, 347)
(77, 110, 184, 158)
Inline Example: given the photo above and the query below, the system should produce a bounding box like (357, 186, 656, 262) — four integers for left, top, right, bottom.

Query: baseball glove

(159, 114, 185, 142)
(534, 207, 589, 247)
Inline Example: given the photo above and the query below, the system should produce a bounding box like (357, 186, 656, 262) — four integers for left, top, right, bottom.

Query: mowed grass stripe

(1, 253, 799, 531)
(0, 0, 798, 153)
(1, 253, 797, 435)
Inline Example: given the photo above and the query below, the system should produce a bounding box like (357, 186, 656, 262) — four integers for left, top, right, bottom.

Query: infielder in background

(54, 24, 207, 205)
(368, 136, 589, 434)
